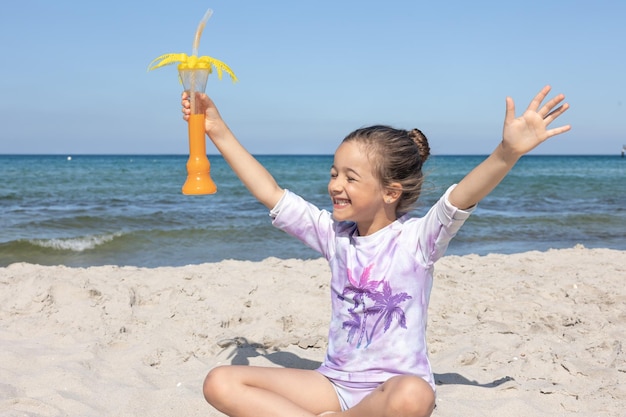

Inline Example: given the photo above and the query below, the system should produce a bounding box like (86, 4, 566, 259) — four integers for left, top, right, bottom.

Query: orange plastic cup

(180, 68, 216, 195)
(182, 113, 216, 195)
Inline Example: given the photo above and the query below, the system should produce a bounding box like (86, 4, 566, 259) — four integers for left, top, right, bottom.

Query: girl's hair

(342, 125, 430, 215)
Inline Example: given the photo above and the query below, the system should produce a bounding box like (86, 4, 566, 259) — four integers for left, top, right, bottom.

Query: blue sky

(1, 0, 624, 155)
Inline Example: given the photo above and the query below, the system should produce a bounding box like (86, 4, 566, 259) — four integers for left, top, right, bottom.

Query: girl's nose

(328, 179, 342, 194)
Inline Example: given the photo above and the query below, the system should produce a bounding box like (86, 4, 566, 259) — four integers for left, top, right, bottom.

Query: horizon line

(0, 152, 623, 157)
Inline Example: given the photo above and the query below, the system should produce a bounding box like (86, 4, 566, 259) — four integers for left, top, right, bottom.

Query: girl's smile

(332, 197, 351, 208)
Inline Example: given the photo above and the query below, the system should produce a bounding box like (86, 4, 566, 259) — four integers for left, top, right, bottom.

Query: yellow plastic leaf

(149, 52, 237, 83)
(200, 56, 238, 82)
(147, 53, 189, 71)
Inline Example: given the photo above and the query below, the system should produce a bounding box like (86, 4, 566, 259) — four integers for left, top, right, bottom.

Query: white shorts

(324, 377, 381, 411)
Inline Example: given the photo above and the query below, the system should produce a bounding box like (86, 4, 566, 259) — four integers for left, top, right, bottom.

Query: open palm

(502, 85, 571, 155)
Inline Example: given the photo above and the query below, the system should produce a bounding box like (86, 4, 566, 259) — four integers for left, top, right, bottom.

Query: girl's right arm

(182, 92, 284, 209)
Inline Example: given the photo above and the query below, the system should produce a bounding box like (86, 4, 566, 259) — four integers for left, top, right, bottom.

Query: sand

(1, 246, 625, 417)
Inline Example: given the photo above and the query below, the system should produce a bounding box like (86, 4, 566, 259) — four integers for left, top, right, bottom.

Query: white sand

(1, 246, 624, 417)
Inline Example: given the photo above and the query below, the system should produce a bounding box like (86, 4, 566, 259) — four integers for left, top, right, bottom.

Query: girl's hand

(501, 85, 571, 158)
(181, 91, 228, 140)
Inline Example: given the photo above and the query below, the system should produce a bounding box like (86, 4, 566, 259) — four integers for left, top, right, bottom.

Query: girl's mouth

(333, 198, 351, 207)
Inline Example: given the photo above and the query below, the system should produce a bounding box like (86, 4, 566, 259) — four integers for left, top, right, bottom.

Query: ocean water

(1, 154, 624, 267)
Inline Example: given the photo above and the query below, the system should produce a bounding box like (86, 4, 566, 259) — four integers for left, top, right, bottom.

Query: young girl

(181, 86, 570, 417)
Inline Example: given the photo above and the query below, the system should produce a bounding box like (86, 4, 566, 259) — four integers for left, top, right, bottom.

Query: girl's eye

(330, 172, 338, 178)
(347, 177, 356, 182)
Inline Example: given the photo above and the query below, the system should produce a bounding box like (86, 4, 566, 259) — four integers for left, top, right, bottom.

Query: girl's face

(328, 141, 396, 236)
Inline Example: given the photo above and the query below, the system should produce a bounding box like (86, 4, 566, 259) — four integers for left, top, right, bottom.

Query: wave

(29, 232, 124, 252)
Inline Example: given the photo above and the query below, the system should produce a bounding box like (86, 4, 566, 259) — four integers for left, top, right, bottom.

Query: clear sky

(1, 0, 624, 155)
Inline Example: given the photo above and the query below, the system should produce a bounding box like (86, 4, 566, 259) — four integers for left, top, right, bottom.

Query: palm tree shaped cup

(148, 8, 237, 195)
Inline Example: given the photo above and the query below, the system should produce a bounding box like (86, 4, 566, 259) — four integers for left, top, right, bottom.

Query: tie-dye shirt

(270, 185, 474, 390)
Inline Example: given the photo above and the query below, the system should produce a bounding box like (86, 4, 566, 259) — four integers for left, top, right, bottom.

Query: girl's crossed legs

(203, 365, 435, 417)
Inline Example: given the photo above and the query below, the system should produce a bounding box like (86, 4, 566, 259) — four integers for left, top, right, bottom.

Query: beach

(1, 246, 624, 417)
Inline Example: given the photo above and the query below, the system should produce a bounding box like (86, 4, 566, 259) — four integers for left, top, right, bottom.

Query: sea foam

(30, 233, 123, 252)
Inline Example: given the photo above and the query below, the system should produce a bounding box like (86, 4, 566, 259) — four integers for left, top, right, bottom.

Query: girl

(181, 86, 570, 417)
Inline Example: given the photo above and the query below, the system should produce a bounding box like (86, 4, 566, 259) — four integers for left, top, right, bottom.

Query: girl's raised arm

(448, 86, 570, 210)
(182, 92, 284, 209)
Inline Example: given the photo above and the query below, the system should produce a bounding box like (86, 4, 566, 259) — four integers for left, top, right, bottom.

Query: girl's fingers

(528, 85, 552, 111)
(546, 124, 572, 138)
(539, 94, 566, 118)
(181, 95, 191, 110)
(504, 96, 516, 125)
(544, 103, 570, 125)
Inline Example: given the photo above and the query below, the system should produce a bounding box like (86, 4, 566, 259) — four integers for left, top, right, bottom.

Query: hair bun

(409, 128, 430, 162)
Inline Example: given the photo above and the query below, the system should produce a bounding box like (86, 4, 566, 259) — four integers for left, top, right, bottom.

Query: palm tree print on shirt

(339, 264, 412, 348)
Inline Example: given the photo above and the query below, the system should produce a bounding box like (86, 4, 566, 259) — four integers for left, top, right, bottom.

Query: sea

(1, 154, 624, 267)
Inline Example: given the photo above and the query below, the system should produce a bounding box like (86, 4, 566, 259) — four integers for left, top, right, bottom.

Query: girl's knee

(386, 376, 435, 417)
(202, 365, 233, 407)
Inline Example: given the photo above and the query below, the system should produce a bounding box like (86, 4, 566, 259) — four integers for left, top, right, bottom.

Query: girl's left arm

(449, 85, 571, 210)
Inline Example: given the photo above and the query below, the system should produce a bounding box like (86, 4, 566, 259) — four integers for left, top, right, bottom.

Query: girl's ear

(384, 183, 403, 204)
